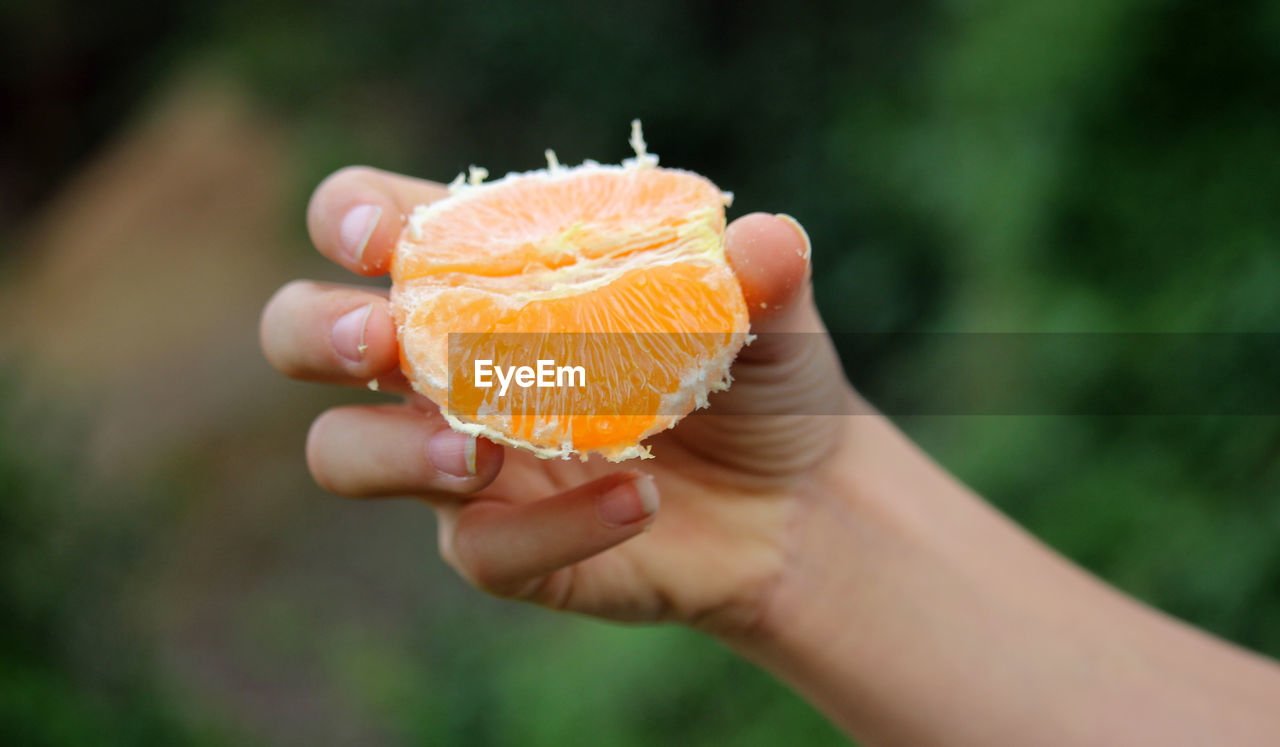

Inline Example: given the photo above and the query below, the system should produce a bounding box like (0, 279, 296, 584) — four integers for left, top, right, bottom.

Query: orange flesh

(394, 169, 726, 279)
(391, 164, 749, 460)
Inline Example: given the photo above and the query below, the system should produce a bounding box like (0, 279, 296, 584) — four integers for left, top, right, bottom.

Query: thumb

(437, 472, 659, 598)
(724, 212, 831, 365)
(725, 212, 814, 332)
(674, 213, 855, 477)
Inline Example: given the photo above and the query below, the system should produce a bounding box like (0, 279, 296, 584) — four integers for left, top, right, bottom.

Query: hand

(260, 166, 855, 633)
(262, 168, 1280, 745)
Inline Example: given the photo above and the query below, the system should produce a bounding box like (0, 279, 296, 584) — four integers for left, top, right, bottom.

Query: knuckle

(307, 165, 382, 239)
(269, 279, 318, 319)
(436, 521, 461, 569)
(452, 537, 497, 592)
(305, 410, 346, 494)
(447, 515, 514, 597)
(260, 280, 318, 376)
(258, 281, 300, 373)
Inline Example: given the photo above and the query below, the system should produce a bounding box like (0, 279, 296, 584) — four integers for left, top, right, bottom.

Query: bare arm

(263, 166, 1280, 746)
(730, 404, 1280, 745)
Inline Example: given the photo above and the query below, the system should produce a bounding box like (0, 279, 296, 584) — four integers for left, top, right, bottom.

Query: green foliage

(0, 376, 228, 746)
(854, 0, 1280, 662)
(323, 610, 844, 746)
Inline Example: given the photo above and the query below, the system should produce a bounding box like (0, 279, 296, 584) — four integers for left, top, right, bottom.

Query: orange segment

(393, 168, 726, 279)
(390, 123, 749, 461)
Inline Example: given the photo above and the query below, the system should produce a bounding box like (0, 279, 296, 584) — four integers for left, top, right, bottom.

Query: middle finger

(260, 279, 411, 393)
(307, 403, 504, 499)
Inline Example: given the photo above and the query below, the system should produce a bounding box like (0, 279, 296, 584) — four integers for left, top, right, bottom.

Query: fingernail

(332, 304, 373, 363)
(598, 475, 659, 528)
(340, 204, 382, 264)
(429, 429, 477, 478)
(774, 213, 811, 261)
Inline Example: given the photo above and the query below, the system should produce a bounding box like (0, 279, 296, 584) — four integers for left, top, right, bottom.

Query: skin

(261, 167, 1280, 745)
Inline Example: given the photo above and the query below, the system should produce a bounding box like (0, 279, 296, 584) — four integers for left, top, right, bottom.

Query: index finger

(306, 166, 451, 276)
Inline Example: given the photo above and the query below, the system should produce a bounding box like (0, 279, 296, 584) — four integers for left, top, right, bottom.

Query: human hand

(260, 166, 856, 635)
(263, 167, 1280, 747)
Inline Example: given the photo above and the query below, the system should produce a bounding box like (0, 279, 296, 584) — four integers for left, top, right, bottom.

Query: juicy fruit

(391, 123, 749, 460)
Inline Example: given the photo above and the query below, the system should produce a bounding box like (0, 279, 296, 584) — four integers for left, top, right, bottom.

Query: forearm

(728, 412, 1280, 745)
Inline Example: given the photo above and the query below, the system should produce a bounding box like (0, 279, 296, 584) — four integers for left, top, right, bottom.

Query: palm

(469, 431, 793, 630)
(455, 315, 850, 630)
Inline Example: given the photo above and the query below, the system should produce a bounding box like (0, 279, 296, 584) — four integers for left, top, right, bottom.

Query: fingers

(306, 166, 451, 276)
(677, 212, 851, 474)
(439, 472, 659, 597)
(306, 403, 504, 498)
(261, 279, 411, 392)
(724, 212, 828, 365)
(725, 212, 812, 329)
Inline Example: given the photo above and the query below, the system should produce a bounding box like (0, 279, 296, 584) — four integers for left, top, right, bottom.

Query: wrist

(715, 405, 1003, 742)
(711, 408, 920, 720)
(723, 404, 947, 638)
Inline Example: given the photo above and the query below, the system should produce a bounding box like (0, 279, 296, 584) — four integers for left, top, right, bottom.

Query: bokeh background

(2, 1, 1279, 744)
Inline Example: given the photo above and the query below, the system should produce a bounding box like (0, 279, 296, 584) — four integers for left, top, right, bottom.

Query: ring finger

(260, 279, 412, 393)
(306, 403, 504, 499)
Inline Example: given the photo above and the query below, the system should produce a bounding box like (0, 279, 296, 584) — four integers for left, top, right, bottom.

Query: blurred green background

(2, 1, 1279, 744)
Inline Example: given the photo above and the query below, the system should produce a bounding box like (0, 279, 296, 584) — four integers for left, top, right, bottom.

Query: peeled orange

(390, 122, 749, 461)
